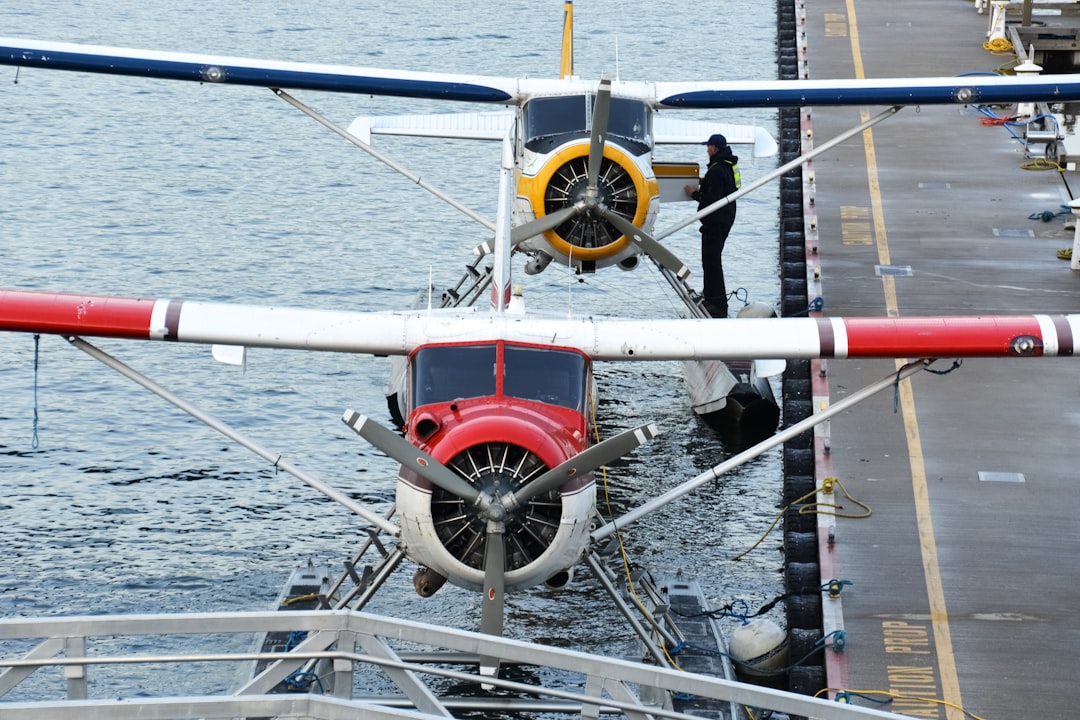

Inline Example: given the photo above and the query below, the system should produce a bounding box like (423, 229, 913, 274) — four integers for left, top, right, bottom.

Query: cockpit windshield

(412, 345, 497, 407)
(523, 94, 650, 155)
(503, 345, 586, 412)
(410, 343, 587, 412)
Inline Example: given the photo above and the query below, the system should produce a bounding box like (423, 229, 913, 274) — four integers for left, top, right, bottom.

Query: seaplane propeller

(343, 410, 658, 640)
(552, 75, 623, 243)
(509, 74, 693, 280)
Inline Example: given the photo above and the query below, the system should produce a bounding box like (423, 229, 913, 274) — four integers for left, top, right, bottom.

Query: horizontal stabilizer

(347, 111, 515, 143)
(653, 118, 778, 157)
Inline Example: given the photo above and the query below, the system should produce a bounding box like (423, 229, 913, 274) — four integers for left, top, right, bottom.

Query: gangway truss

(2, 608, 918, 719)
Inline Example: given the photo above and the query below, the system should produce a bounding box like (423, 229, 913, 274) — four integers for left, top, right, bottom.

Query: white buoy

(729, 618, 789, 677)
(736, 301, 778, 319)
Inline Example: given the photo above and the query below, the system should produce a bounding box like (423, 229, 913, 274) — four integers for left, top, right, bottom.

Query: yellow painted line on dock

(843, 1, 965, 718)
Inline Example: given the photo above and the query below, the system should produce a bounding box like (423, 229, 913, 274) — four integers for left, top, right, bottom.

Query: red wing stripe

(841, 316, 1050, 357)
(0, 290, 165, 339)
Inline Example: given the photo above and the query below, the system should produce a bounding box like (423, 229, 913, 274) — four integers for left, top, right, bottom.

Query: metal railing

(1, 608, 919, 719)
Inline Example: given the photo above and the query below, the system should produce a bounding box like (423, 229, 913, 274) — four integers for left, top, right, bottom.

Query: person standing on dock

(685, 133, 740, 318)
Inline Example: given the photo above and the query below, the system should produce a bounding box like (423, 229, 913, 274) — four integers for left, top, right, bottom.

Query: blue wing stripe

(0, 42, 514, 103)
(659, 78, 1080, 108)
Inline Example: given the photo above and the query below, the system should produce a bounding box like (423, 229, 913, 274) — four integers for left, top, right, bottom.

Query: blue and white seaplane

(4, 2, 1076, 280)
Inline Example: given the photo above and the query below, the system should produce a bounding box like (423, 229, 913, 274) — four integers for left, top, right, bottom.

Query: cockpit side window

(412, 345, 497, 406)
(503, 345, 586, 412)
(524, 95, 588, 153)
(608, 97, 650, 155)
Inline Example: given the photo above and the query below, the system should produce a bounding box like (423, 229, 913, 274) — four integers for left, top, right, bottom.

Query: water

(0, 0, 784, 700)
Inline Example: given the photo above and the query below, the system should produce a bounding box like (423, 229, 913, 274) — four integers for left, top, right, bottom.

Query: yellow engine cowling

(516, 142, 659, 272)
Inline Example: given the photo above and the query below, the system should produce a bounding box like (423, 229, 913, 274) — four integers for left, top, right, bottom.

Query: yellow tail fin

(560, 1, 574, 78)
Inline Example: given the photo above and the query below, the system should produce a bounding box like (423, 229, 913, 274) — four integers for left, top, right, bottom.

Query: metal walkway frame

(1, 609, 916, 719)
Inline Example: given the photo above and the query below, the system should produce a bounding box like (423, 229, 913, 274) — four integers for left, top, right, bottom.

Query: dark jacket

(692, 146, 739, 231)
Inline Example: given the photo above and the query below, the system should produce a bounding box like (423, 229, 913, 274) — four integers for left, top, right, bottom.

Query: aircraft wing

(0, 37, 520, 103)
(8, 37, 1080, 113)
(346, 111, 515, 143)
(654, 74, 1080, 108)
(653, 117, 778, 157)
(2, 289, 1076, 361)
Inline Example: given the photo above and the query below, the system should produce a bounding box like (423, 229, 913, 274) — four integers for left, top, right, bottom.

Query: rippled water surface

(0, 0, 784, 700)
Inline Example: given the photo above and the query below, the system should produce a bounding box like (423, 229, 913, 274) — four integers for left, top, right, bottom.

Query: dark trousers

(701, 219, 733, 313)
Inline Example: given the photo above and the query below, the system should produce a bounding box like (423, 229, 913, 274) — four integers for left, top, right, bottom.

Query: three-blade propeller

(507, 74, 693, 280)
(342, 409, 658, 651)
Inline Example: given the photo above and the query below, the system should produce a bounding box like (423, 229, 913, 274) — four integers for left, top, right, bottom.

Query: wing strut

(592, 358, 933, 542)
(66, 335, 400, 536)
(272, 88, 496, 233)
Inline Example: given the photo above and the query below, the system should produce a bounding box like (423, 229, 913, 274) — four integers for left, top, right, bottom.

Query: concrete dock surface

(800, 1, 1080, 718)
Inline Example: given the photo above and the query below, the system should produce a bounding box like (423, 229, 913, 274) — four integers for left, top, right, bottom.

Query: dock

(797, 1, 1080, 717)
